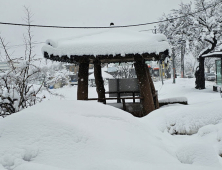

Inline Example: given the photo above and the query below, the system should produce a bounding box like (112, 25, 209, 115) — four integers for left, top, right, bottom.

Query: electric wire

(0, 1, 221, 49)
(0, 1, 221, 29)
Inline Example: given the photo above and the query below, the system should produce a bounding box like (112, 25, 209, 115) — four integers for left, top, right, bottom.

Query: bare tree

(0, 7, 45, 117)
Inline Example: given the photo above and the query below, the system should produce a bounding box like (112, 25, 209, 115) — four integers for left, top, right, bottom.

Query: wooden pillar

(77, 61, 89, 100)
(145, 64, 159, 109)
(134, 55, 155, 116)
(94, 59, 106, 104)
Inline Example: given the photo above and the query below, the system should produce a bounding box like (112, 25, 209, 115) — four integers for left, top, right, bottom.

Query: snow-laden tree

(159, 0, 222, 58)
(114, 63, 136, 79)
(0, 7, 46, 117)
(158, 2, 192, 57)
(158, 0, 222, 88)
(42, 63, 69, 88)
(188, 0, 222, 56)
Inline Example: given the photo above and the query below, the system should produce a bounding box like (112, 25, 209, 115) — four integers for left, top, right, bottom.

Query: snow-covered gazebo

(42, 29, 170, 117)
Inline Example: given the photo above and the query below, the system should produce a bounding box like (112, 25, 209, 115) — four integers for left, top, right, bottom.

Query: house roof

(42, 29, 170, 64)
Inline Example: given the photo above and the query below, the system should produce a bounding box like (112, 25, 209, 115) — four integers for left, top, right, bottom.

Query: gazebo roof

(42, 29, 170, 64)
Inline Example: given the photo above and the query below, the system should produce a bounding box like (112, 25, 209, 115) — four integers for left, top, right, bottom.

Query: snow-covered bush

(0, 60, 45, 117)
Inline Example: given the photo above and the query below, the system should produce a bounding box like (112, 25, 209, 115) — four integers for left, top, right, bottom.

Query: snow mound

(0, 100, 180, 170)
(146, 100, 222, 135)
(197, 124, 220, 137)
(197, 123, 222, 157)
(176, 144, 221, 167)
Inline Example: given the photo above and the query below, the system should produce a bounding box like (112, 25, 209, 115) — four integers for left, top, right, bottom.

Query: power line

(0, 1, 221, 29)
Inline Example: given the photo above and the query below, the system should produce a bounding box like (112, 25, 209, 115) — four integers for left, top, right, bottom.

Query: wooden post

(94, 59, 106, 104)
(77, 60, 89, 100)
(145, 64, 159, 109)
(134, 55, 155, 116)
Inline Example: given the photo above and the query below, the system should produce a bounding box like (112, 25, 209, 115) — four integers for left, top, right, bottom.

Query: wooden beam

(134, 55, 155, 116)
(77, 60, 89, 100)
(94, 59, 106, 104)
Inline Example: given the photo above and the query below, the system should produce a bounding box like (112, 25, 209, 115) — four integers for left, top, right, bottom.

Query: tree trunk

(197, 57, 205, 89)
(195, 35, 217, 89)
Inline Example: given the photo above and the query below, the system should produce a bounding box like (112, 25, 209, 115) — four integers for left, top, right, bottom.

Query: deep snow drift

(0, 78, 221, 170)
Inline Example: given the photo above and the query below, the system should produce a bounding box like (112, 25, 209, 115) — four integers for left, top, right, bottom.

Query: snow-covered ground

(0, 78, 221, 170)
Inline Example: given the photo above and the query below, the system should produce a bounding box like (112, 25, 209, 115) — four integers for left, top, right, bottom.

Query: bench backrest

(108, 78, 139, 97)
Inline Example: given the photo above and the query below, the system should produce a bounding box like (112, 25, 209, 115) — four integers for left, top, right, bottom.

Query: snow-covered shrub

(0, 60, 45, 117)
(176, 143, 221, 167)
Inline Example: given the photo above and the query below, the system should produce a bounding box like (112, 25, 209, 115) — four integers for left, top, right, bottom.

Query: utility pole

(160, 61, 164, 85)
(172, 48, 176, 84)
(181, 44, 185, 78)
(179, 33, 185, 78)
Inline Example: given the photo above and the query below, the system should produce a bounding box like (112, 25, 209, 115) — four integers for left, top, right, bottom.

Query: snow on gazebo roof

(89, 70, 113, 79)
(42, 29, 170, 63)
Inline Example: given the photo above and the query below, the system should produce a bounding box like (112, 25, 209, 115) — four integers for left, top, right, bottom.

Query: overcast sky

(0, 0, 192, 60)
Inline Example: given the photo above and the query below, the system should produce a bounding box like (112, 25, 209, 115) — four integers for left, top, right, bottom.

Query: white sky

(0, 0, 192, 60)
